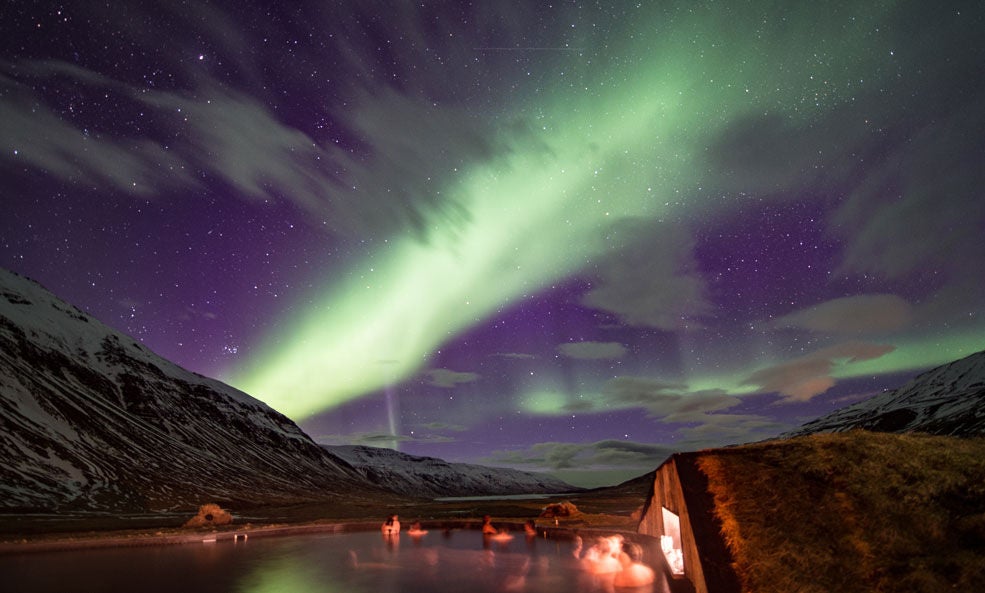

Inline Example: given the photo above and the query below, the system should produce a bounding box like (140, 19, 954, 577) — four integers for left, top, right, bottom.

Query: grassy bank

(0, 481, 650, 552)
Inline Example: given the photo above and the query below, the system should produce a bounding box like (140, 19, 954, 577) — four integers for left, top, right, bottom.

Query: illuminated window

(661, 507, 685, 576)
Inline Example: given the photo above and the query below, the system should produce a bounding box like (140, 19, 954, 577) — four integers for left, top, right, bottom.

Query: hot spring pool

(1, 527, 676, 593)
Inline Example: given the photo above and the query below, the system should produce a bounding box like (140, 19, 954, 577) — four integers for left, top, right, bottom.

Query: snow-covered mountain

(0, 269, 378, 513)
(325, 445, 578, 498)
(785, 349, 985, 438)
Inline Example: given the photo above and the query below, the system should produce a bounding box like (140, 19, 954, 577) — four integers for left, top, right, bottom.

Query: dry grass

(698, 431, 985, 593)
(182, 503, 233, 528)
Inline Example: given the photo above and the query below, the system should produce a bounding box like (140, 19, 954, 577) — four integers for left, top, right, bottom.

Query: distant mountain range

(785, 349, 985, 438)
(0, 269, 572, 513)
(326, 445, 577, 498)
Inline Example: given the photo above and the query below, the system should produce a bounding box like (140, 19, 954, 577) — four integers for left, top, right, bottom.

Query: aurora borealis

(3, 1, 984, 486)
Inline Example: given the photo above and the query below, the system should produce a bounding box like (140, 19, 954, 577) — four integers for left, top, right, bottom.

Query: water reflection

(238, 554, 342, 593)
(0, 528, 672, 593)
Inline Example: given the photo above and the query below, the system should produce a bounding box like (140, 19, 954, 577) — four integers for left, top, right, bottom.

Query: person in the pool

(481, 515, 498, 535)
(381, 514, 401, 536)
(581, 535, 623, 575)
(613, 541, 655, 588)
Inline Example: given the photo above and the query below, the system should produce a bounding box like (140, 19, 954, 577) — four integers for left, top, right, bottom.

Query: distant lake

(1, 528, 669, 593)
(433, 493, 565, 501)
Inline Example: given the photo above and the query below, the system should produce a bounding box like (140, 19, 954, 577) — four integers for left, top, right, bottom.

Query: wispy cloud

(773, 294, 912, 334)
(599, 376, 741, 420)
(418, 422, 469, 433)
(0, 60, 501, 240)
(675, 413, 788, 447)
(489, 439, 678, 471)
(314, 431, 455, 446)
(580, 220, 712, 330)
(557, 341, 627, 360)
(0, 69, 194, 196)
(491, 352, 537, 360)
(743, 341, 896, 402)
(425, 368, 480, 388)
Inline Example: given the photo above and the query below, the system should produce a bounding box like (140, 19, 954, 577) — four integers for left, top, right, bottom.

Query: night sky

(3, 1, 984, 486)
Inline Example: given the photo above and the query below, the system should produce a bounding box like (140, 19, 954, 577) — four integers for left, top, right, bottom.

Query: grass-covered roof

(696, 431, 985, 593)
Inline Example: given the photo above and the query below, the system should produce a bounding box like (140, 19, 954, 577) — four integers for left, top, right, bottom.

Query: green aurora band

(228, 3, 972, 419)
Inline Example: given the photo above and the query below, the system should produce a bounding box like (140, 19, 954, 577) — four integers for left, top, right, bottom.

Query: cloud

(314, 431, 455, 446)
(824, 11, 985, 295)
(312, 432, 406, 446)
(425, 368, 480, 388)
(773, 294, 913, 334)
(705, 112, 826, 192)
(695, 4, 985, 291)
(1, 64, 337, 207)
(517, 376, 779, 449)
(601, 376, 741, 420)
(743, 341, 896, 402)
(675, 413, 789, 447)
(831, 92, 985, 283)
(491, 352, 537, 360)
(488, 413, 786, 479)
(0, 71, 195, 197)
(0, 59, 511, 240)
(814, 342, 897, 364)
(580, 219, 712, 330)
(557, 341, 627, 360)
(355, 433, 414, 445)
(3, 1, 574, 236)
(418, 422, 469, 433)
(489, 439, 677, 471)
(745, 357, 835, 401)
(517, 379, 742, 422)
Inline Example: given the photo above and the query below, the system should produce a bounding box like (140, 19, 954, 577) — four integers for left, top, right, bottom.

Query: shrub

(183, 503, 233, 528)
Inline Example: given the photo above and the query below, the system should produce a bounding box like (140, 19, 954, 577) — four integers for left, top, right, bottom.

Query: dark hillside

(0, 268, 383, 513)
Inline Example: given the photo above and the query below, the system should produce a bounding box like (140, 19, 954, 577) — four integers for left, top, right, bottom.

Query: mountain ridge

(784, 348, 985, 437)
(325, 444, 578, 498)
(0, 268, 379, 512)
